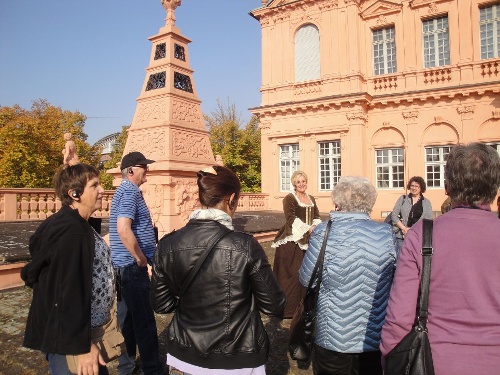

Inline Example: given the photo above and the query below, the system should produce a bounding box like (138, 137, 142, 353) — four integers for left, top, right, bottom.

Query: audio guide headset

(71, 190, 80, 199)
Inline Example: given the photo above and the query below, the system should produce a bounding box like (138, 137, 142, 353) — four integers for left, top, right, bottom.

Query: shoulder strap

(307, 220, 332, 291)
(418, 219, 433, 329)
(179, 226, 231, 297)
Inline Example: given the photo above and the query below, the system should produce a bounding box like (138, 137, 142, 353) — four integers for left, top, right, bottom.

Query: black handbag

(384, 219, 435, 375)
(288, 220, 332, 361)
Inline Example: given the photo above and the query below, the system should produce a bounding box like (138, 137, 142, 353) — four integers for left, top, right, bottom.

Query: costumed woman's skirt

(272, 241, 306, 319)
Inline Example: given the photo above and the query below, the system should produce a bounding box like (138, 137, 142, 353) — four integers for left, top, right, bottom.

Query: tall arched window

(295, 24, 321, 82)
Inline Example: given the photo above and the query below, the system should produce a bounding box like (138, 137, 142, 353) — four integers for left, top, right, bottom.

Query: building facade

(250, 0, 500, 218)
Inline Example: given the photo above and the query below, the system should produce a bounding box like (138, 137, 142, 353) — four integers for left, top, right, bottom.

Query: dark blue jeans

(116, 263, 163, 375)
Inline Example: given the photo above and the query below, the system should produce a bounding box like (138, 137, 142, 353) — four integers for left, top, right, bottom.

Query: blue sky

(0, 0, 263, 144)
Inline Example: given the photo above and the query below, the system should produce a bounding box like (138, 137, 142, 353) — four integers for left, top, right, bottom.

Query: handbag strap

(306, 220, 332, 291)
(418, 219, 433, 329)
(179, 226, 231, 297)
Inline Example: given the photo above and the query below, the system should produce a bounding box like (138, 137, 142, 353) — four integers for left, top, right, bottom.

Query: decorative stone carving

(402, 111, 419, 121)
(360, 0, 403, 20)
(345, 0, 362, 6)
(172, 99, 203, 125)
(318, 0, 339, 11)
(346, 111, 368, 122)
(174, 179, 199, 223)
(125, 129, 167, 160)
(142, 183, 163, 225)
(293, 81, 322, 96)
(215, 155, 224, 166)
(377, 15, 388, 25)
(172, 130, 212, 159)
(62, 133, 79, 166)
(428, 2, 438, 14)
(409, 0, 449, 9)
(161, 0, 182, 26)
(457, 105, 475, 120)
(135, 100, 167, 123)
(259, 121, 271, 131)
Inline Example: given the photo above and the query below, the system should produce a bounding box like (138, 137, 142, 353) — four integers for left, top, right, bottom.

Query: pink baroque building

(249, 0, 500, 219)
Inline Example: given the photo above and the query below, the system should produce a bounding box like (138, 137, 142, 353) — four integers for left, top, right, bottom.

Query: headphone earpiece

(128, 168, 134, 175)
(71, 191, 80, 198)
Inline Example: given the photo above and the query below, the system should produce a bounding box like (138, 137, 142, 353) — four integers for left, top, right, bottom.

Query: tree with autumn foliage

(205, 99, 261, 192)
(0, 100, 100, 188)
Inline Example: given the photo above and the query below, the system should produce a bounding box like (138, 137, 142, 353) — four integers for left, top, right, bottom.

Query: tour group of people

(20, 142, 500, 375)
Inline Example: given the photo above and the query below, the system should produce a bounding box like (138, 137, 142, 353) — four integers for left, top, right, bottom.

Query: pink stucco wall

(250, 0, 500, 218)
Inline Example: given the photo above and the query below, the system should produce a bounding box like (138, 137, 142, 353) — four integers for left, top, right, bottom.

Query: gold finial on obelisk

(161, 0, 182, 26)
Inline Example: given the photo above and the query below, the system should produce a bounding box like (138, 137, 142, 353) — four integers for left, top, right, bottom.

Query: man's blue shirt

(109, 180, 156, 267)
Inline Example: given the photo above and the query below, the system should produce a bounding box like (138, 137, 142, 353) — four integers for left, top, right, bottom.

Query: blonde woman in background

(272, 170, 322, 318)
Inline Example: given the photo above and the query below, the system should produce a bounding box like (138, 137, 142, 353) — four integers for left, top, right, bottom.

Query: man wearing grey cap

(109, 152, 163, 375)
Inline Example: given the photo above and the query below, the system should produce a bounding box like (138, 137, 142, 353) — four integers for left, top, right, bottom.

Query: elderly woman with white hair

(299, 176, 397, 375)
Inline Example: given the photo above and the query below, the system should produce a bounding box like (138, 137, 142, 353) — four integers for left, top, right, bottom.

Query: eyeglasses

(133, 165, 149, 171)
(410, 184, 420, 189)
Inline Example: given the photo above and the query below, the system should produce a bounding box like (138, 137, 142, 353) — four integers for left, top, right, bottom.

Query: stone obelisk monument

(109, 0, 215, 236)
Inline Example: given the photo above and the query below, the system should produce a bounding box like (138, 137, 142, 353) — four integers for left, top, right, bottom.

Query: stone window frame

(479, 3, 500, 59)
(318, 141, 341, 191)
(375, 148, 405, 189)
(425, 145, 452, 188)
(373, 26, 397, 75)
(422, 15, 451, 68)
(279, 143, 300, 192)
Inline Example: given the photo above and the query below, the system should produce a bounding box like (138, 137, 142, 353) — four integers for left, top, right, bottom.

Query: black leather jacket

(151, 219, 286, 370)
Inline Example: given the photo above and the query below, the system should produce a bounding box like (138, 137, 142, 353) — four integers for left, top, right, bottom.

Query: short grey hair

(121, 168, 129, 178)
(331, 176, 377, 213)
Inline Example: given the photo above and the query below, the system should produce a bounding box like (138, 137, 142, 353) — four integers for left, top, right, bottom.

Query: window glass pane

(295, 25, 321, 82)
(375, 148, 404, 188)
(280, 144, 300, 191)
(318, 141, 341, 191)
(373, 27, 397, 75)
(479, 4, 500, 59)
(423, 16, 450, 67)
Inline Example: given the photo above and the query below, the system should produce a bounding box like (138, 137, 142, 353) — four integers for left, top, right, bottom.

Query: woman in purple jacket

(381, 143, 500, 375)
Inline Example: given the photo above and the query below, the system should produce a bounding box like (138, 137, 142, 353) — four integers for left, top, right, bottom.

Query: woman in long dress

(272, 170, 321, 318)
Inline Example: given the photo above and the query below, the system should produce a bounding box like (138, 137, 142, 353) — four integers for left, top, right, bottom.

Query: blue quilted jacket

(299, 211, 397, 353)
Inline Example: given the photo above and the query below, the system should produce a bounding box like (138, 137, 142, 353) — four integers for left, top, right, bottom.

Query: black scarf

(407, 195, 424, 228)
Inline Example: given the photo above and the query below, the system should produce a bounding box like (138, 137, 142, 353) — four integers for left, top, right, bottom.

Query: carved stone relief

(409, 0, 450, 10)
(142, 183, 163, 226)
(135, 100, 167, 123)
(360, 0, 403, 21)
(172, 130, 212, 159)
(174, 178, 199, 223)
(346, 111, 368, 122)
(402, 110, 419, 122)
(125, 129, 167, 160)
(172, 99, 203, 126)
(428, 2, 439, 14)
(456, 105, 475, 120)
(293, 81, 322, 96)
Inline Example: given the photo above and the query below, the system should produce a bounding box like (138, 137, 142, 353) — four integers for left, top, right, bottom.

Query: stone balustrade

(0, 188, 270, 221)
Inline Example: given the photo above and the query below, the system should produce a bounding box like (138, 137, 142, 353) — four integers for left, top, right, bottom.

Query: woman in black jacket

(151, 166, 286, 375)
(22, 164, 115, 375)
